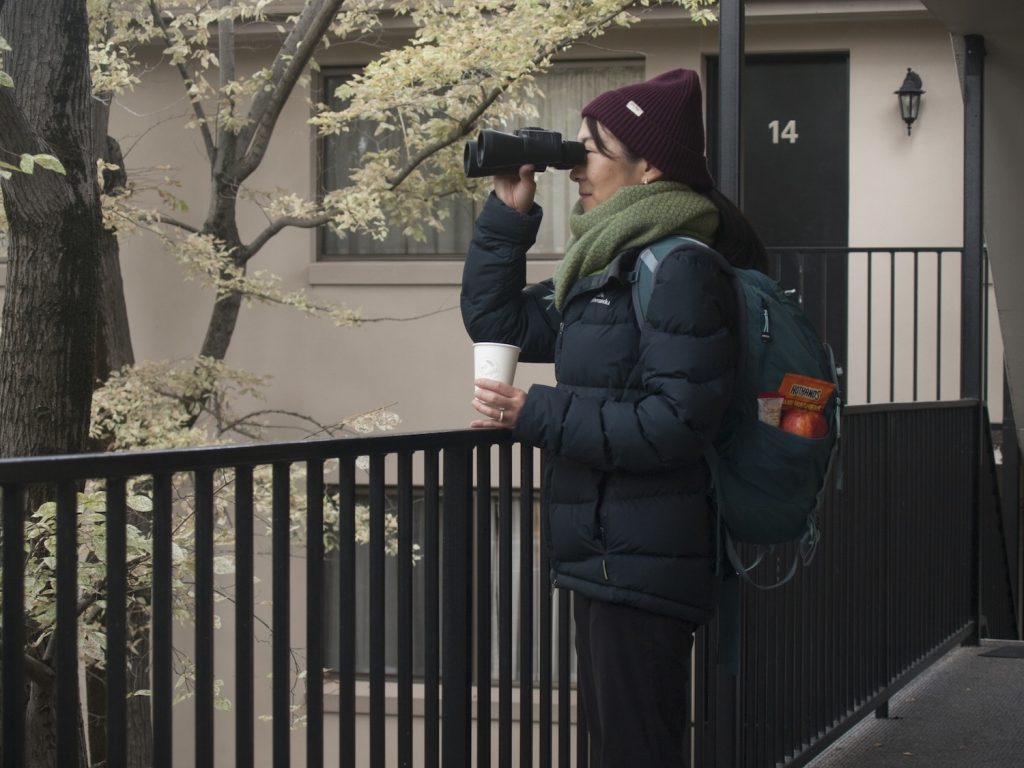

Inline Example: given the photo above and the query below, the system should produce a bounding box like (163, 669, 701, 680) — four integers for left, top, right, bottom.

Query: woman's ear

(641, 163, 664, 185)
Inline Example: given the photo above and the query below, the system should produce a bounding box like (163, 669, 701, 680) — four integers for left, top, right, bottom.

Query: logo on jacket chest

(590, 293, 612, 306)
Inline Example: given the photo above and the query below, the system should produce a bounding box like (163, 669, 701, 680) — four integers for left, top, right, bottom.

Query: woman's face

(570, 120, 648, 212)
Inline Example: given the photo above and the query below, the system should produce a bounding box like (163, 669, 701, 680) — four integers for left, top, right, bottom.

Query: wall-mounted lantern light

(895, 68, 924, 135)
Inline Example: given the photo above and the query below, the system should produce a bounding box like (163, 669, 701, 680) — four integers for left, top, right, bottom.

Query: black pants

(573, 594, 696, 768)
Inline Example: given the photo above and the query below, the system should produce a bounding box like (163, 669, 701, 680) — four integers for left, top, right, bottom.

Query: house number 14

(768, 119, 799, 144)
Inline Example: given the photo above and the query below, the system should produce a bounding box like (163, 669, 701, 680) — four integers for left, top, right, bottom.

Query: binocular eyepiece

(463, 127, 586, 177)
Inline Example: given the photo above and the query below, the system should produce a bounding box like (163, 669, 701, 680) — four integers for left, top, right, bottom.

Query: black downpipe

(716, 1, 744, 766)
(962, 34, 986, 646)
(961, 35, 985, 399)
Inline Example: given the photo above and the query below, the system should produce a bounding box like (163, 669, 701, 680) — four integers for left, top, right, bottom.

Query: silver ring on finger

(498, 408, 505, 423)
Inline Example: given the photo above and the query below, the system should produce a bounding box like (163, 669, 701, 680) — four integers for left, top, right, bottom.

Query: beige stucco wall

(88, 8, 989, 447)
(0, 4, 997, 431)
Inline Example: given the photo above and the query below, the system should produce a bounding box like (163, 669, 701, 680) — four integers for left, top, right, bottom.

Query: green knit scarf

(553, 181, 719, 309)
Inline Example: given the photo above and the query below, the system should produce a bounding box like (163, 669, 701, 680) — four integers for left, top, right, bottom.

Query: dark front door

(707, 53, 850, 391)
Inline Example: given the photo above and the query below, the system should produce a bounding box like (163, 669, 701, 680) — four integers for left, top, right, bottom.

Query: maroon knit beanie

(581, 68, 714, 189)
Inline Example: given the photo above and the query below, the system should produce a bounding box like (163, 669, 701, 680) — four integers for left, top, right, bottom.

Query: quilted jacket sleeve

(460, 193, 560, 363)
(515, 246, 737, 473)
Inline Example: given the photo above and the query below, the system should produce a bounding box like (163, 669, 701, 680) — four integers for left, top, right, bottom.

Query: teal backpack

(630, 236, 842, 590)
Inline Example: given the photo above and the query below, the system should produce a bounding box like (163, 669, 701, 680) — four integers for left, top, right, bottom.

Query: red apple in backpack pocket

(780, 408, 828, 438)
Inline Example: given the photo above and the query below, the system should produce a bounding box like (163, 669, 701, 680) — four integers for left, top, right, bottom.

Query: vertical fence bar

(969, 404, 983, 644)
(307, 459, 325, 768)
(499, 443, 513, 768)
(538, 450, 553, 768)
(982, 256, 990, 403)
(575, 595, 588, 768)
(368, 454, 387, 768)
(442, 444, 474, 768)
(337, 457, 357, 768)
(937, 253, 944, 400)
(476, 447, 493, 768)
(913, 252, 920, 401)
(423, 450, 441, 768)
(272, 461, 292, 768)
(106, 477, 128, 768)
(557, 589, 571, 768)
(397, 452, 414, 768)
(234, 466, 254, 768)
(56, 481, 79, 765)
(1002, 369, 1021, 627)
(194, 469, 215, 768)
(1, 484, 25, 768)
(754, 585, 767, 766)
(890, 251, 897, 403)
(520, 444, 535, 768)
(867, 252, 874, 403)
(151, 473, 174, 768)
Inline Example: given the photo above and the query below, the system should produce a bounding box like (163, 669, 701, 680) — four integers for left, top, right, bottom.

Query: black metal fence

(695, 400, 987, 768)
(767, 247, 1001, 411)
(0, 401, 993, 767)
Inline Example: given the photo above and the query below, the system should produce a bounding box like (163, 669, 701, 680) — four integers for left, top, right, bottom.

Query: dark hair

(703, 187, 768, 273)
(584, 116, 767, 272)
(584, 115, 627, 161)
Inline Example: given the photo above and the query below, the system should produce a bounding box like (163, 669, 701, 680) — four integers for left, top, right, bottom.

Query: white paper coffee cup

(474, 342, 520, 386)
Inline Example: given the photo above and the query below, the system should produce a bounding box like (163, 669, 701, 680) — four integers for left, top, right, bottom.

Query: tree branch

(24, 653, 56, 688)
(149, 0, 216, 162)
(213, 0, 238, 181)
(385, 84, 504, 189)
(245, 211, 335, 259)
(155, 213, 202, 234)
(385, 4, 635, 189)
(234, 0, 344, 182)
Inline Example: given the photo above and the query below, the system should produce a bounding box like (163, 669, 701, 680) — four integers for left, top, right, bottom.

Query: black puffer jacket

(462, 194, 736, 625)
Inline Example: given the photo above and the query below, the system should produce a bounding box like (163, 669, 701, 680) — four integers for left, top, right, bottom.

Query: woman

(461, 69, 765, 767)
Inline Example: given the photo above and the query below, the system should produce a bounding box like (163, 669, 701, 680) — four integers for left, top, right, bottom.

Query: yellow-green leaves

(0, 153, 67, 180)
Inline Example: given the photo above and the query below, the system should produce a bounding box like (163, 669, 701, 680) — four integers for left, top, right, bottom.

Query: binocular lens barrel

(463, 128, 586, 177)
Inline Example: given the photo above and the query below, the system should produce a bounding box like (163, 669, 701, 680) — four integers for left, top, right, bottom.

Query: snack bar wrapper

(778, 373, 836, 414)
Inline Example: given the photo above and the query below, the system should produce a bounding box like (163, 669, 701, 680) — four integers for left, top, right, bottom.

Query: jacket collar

(560, 248, 640, 307)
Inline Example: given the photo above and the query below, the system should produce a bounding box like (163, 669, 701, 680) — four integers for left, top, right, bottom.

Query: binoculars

(463, 127, 586, 177)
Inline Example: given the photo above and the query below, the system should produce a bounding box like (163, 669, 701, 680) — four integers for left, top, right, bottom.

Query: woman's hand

(471, 378, 527, 429)
(493, 165, 537, 214)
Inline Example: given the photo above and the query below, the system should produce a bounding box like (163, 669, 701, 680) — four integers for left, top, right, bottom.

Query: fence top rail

(767, 246, 964, 253)
(845, 398, 981, 416)
(0, 428, 514, 485)
(0, 401, 981, 485)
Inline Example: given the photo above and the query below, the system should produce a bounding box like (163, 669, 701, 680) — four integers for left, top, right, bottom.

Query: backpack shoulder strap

(629, 235, 736, 327)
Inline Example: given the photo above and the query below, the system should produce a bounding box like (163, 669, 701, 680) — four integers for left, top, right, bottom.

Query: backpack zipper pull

(761, 298, 771, 342)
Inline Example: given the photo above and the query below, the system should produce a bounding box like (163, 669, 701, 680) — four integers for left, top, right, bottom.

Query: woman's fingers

(470, 379, 525, 429)
(493, 166, 536, 213)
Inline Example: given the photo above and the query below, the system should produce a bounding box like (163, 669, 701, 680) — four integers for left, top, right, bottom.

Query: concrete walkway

(807, 639, 1024, 768)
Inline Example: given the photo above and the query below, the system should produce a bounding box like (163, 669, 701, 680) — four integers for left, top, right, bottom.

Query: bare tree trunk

(93, 97, 135, 383)
(125, 600, 154, 766)
(0, 1, 102, 458)
(0, 2, 102, 766)
(24, 671, 88, 768)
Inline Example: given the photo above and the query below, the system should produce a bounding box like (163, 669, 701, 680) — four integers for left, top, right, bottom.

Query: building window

(317, 60, 644, 260)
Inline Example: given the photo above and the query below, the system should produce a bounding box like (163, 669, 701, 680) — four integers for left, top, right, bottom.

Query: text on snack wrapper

(789, 384, 822, 402)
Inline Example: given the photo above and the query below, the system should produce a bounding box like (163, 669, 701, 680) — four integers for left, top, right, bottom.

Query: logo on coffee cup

(478, 359, 499, 379)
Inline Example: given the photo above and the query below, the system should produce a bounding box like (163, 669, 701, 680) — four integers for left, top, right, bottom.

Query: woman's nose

(569, 166, 584, 182)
